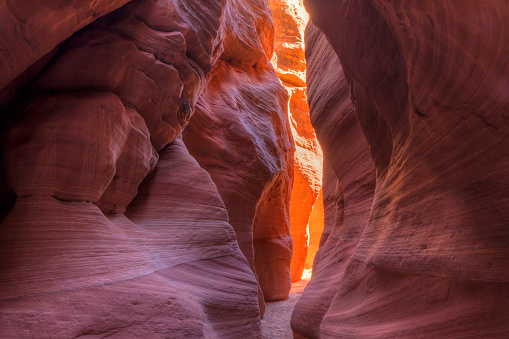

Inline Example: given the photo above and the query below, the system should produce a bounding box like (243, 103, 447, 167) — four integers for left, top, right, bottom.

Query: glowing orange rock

(269, 0, 323, 283)
(306, 188, 324, 269)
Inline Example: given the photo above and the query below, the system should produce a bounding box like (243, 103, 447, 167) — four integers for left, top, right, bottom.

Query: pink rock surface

(1, 140, 261, 337)
(25, 0, 222, 151)
(293, 2, 509, 337)
(0, 0, 295, 335)
(292, 23, 376, 338)
(4, 93, 157, 212)
(0, 0, 132, 92)
(183, 0, 294, 305)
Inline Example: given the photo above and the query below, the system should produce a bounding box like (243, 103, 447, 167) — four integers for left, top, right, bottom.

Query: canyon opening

(1, 0, 508, 338)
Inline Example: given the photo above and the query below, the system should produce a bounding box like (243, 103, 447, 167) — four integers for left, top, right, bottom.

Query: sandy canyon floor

(261, 278, 310, 338)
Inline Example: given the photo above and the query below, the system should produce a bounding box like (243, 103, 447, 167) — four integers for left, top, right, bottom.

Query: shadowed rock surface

(0, 0, 133, 94)
(291, 22, 376, 338)
(292, 2, 509, 338)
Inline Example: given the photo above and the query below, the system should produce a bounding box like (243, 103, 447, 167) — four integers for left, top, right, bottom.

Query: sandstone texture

(268, 0, 323, 283)
(293, 2, 509, 338)
(183, 0, 294, 305)
(0, 0, 293, 336)
(292, 23, 376, 338)
(0, 0, 132, 96)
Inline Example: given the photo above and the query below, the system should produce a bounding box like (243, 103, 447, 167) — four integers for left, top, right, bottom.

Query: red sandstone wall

(293, 1, 509, 337)
(0, 0, 293, 336)
(291, 23, 376, 338)
(183, 0, 294, 307)
(0, 0, 132, 93)
(305, 187, 323, 270)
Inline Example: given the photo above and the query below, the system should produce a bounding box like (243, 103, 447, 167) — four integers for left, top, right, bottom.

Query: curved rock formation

(1, 138, 261, 337)
(183, 0, 294, 306)
(268, 0, 323, 282)
(0, 0, 294, 336)
(293, 2, 509, 337)
(0, 0, 132, 93)
(291, 22, 376, 338)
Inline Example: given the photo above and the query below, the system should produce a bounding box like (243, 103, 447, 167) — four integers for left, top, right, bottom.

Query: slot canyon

(0, 0, 508, 338)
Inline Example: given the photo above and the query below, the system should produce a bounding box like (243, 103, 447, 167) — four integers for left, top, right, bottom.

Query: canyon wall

(291, 22, 376, 338)
(293, 1, 509, 338)
(0, 0, 293, 336)
(268, 0, 323, 282)
(183, 0, 294, 306)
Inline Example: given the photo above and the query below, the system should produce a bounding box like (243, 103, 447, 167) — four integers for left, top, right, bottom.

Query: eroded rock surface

(183, 0, 294, 305)
(1, 139, 261, 337)
(291, 23, 376, 338)
(268, 0, 323, 283)
(0, 0, 132, 95)
(293, 2, 509, 338)
(0, 0, 293, 336)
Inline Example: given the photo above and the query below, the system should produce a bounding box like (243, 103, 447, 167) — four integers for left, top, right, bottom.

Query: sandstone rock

(1, 139, 261, 337)
(0, 0, 293, 336)
(184, 59, 295, 305)
(0, 0, 132, 93)
(183, 0, 294, 305)
(287, 87, 323, 282)
(268, 0, 307, 86)
(294, 2, 509, 337)
(4, 92, 157, 212)
(26, 0, 223, 151)
(291, 23, 376, 338)
(2, 0, 223, 215)
(0, 0, 134, 216)
(306, 187, 323, 269)
(268, 0, 323, 283)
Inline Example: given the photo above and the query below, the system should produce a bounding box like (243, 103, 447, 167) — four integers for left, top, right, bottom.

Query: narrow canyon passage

(259, 3, 325, 337)
(268, 0, 324, 285)
(1, 0, 508, 338)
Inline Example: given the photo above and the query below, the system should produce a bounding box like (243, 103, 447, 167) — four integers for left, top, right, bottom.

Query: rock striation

(291, 23, 376, 338)
(183, 0, 294, 306)
(0, 0, 294, 336)
(268, 0, 323, 283)
(293, 2, 509, 338)
(0, 0, 132, 94)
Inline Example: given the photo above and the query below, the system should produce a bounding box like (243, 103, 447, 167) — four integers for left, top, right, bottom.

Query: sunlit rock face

(268, 0, 323, 283)
(183, 0, 294, 307)
(306, 187, 323, 270)
(0, 0, 294, 336)
(294, 1, 509, 337)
